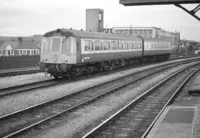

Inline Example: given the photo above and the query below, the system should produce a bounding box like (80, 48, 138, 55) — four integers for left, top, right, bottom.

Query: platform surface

(147, 95, 200, 138)
(147, 107, 196, 138)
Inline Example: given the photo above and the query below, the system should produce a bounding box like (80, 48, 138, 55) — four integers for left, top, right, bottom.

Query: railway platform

(147, 74, 200, 138)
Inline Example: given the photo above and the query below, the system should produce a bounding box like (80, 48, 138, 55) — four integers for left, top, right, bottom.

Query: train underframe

(40, 54, 170, 79)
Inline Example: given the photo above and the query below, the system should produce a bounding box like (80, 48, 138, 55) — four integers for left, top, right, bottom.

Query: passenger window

(139, 43, 142, 49)
(91, 41, 94, 51)
(132, 42, 135, 49)
(138, 43, 140, 49)
(111, 41, 117, 50)
(152, 43, 155, 48)
(84, 40, 90, 51)
(95, 40, 101, 51)
(123, 42, 128, 50)
(103, 41, 110, 50)
(118, 41, 123, 50)
(148, 43, 150, 49)
(128, 42, 132, 49)
(133, 42, 137, 49)
(116, 41, 119, 50)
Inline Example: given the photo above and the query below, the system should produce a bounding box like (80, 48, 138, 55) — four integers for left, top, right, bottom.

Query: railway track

(0, 56, 199, 78)
(82, 63, 200, 138)
(0, 79, 61, 97)
(0, 61, 199, 137)
(0, 58, 199, 97)
(0, 68, 41, 77)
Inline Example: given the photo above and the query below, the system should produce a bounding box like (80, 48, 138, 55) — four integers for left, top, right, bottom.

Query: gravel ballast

(16, 63, 197, 138)
(0, 60, 197, 117)
(0, 57, 199, 89)
(0, 73, 50, 89)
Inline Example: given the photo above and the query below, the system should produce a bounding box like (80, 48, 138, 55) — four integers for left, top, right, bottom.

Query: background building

(180, 39, 200, 54)
(0, 40, 40, 56)
(86, 9, 104, 32)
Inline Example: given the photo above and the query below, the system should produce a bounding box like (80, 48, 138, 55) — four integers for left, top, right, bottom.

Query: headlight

(65, 58, 67, 62)
(42, 58, 47, 62)
(54, 58, 57, 62)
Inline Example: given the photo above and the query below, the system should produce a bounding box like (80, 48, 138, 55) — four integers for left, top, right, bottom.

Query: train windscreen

(42, 38, 51, 53)
(61, 38, 71, 55)
(52, 38, 61, 52)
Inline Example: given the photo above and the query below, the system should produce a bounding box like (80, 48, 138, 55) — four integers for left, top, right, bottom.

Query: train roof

(44, 29, 141, 41)
(43, 28, 170, 42)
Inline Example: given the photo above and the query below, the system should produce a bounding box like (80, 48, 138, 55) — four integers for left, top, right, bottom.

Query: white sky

(0, 0, 200, 41)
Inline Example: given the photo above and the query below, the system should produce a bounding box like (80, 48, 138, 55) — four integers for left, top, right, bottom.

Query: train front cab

(39, 36, 77, 77)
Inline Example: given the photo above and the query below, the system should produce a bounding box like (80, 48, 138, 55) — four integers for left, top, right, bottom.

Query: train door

(76, 36, 82, 63)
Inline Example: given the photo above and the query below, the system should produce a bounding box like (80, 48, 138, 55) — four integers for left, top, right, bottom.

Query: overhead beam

(175, 4, 200, 21)
(119, 0, 200, 21)
(120, 0, 199, 6)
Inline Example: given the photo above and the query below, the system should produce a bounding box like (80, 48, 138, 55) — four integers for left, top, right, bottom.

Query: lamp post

(136, 35, 144, 57)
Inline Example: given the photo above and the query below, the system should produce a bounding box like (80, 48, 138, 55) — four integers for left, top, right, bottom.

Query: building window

(31, 50, 33, 55)
(22, 50, 27, 55)
(27, 50, 30, 55)
(14, 50, 19, 55)
(7, 50, 11, 56)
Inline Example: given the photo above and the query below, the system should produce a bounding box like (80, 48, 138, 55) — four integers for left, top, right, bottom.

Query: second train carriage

(39, 29, 171, 78)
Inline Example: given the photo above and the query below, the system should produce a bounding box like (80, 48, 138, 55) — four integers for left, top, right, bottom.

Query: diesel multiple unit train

(39, 28, 171, 78)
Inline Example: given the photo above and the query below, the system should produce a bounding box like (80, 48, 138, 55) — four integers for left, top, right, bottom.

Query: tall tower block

(86, 9, 104, 32)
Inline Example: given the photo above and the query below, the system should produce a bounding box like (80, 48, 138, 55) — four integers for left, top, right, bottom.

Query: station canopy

(119, 0, 200, 21)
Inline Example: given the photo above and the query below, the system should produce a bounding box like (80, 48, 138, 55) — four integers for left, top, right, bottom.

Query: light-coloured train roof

(44, 28, 170, 42)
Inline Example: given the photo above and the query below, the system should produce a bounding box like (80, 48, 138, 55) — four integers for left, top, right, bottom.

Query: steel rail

(0, 69, 40, 77)
(0, 79, 57, 97)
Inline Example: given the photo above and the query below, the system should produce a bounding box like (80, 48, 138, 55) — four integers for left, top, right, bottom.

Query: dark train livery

(39, 29, 171, 78)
